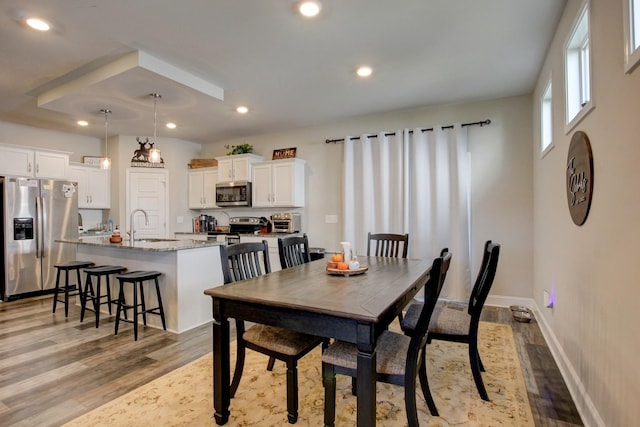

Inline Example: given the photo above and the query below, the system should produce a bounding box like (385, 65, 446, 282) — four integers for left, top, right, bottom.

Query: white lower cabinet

(68, 164, 110, 208)
(239, 235, 282, 272)
(188, 168, 218, 209)
(252, 158, 305, 208)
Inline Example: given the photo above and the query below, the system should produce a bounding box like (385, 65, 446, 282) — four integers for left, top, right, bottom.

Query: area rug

(64, 322, 533, 426)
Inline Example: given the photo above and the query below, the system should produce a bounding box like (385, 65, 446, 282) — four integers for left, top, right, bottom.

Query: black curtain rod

(324, 119, 491, 144)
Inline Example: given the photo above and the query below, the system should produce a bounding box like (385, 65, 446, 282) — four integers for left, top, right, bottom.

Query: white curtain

(343, 124, 472, 300)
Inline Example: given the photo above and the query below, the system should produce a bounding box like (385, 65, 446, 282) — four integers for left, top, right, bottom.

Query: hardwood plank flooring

(0, 296, 583, 426)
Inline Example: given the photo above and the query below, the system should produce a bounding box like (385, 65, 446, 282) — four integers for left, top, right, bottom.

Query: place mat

(64, 322, 533, 426)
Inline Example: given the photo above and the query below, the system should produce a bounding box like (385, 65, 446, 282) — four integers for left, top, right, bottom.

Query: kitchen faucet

(129, 209, 149, 244)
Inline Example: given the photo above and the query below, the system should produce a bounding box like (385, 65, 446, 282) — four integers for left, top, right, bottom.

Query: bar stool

(52, 261, 95, 317)
(114, 270, 166, 341)
(81, 265, 127, 328)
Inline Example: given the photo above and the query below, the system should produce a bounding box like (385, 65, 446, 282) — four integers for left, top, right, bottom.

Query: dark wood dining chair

(278, 233, 311, 269)
(367, 232, 409, 258)
(367, 232, 410, 323)
(220, 241, 325, 424)
(322, 250, 451, 426)
(401, 240, 501, 401)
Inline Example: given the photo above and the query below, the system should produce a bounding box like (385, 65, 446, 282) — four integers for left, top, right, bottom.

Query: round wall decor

(566, 131, 594, 226)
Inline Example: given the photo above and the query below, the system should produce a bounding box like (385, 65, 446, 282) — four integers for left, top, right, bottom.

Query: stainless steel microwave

(215, 181, 252, 207)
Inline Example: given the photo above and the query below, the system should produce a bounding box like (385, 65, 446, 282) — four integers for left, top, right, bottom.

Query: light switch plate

(325, 214, 338, 223)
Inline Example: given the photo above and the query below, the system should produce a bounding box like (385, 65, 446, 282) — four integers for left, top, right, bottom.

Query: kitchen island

(57, 237, 224, 333)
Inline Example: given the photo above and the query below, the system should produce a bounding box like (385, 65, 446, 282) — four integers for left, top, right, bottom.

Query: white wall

(202, 95, 534, 299)
(0, 120, 100, 161)
(109, 135, 203, 235)
(532, 1, 640, 426)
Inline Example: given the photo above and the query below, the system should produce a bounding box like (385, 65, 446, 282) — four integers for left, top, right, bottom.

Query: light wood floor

(0, 296, 583, 426)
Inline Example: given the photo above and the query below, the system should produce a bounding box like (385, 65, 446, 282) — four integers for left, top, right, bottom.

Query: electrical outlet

(544, 290, 554, 308)
(177, 216, 184, 224)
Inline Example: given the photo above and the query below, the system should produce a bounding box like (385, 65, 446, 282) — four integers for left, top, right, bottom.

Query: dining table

(204, 255, 433, 426)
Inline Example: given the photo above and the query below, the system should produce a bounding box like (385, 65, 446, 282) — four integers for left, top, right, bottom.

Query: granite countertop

(174, 231, 302, 238)
(57, 237, 222, 252)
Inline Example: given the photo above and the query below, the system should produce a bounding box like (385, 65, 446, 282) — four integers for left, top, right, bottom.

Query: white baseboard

(486, 294, 604, 427)
(530, 301, 604, 427)
(485, 294, 534, 308)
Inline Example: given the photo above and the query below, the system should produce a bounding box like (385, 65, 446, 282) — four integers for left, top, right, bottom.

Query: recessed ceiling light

(166, 122, 177, 129)
(298, 1, 321, 17)
(356, 66, 373, 78)
(26, 17, 50, 31)
(236, 106, 249, 114)
(77, 120, 89, 127)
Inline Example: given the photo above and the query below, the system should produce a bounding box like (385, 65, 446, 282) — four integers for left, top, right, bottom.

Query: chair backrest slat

(221, 240, 271, 284)
(468, 241, 500, 317)
(367, 232, 409, 258)
(278, 234, 311, 269)
(408, 251, 452, 354)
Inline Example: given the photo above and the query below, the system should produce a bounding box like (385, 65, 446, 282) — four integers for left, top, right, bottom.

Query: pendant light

(100, 108, 112, 170)
(148, 93, 162, 163)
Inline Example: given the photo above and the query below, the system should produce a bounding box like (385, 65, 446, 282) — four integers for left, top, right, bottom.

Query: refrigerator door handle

(35, 196, 44, 258)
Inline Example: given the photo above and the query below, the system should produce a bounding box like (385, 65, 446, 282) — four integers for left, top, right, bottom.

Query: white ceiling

(0, 0, 565, 144)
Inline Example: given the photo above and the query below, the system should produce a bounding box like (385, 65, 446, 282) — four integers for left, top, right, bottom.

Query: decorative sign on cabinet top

(272, 147, 297, 160)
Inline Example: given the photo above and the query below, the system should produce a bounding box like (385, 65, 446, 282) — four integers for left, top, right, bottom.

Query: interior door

(126, 169, 169, 239)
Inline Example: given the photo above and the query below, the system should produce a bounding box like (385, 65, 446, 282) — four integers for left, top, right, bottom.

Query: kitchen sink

(134, 238, 178, 243)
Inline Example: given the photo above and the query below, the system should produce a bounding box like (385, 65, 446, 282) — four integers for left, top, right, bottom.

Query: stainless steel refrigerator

(1, 177, 79, 300)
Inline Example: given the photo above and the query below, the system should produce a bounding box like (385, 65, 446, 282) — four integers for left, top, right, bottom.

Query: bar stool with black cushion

(52, 261, 95, 317)
(80, 265, 127, 328)
(114, 270, 166, 341)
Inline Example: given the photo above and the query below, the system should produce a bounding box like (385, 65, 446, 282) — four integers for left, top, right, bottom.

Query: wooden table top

(204, 256, 432, 323)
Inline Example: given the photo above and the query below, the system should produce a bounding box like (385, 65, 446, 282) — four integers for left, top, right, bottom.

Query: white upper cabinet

(215, 154, 263, 183)
(252, 158, 305, 208)
(68, 164, 110, 208)
(0, 145, 68, 179)
(188, 167, 218, 209)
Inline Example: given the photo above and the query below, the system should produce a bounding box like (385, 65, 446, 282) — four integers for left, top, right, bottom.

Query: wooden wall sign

(272, 147, 297, 160)
(566, 131, 594, 226)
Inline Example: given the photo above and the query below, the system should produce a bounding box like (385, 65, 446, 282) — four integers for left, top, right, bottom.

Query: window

(624, 0, 640, 72)
(541, 79, 553, 156)
(565, 2, 593, 131)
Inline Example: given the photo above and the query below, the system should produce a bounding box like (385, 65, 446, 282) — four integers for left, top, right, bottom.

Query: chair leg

(132, 282, 139, 341)
(322, 362, 336, 427)
(351, 377, 357, 396)
(138, 281, 147, 326)
(469, 336, 489, 401)
(285, 360, 298, 424)
(93, 275, 102, 328)
(106, 275, 113, 315)
(52, 268, 61, 313)
(114, 282, 124, 335)
(418, 348, 439, 416)
(63, 269, 70, 317)
(267, 356, 276, 371)
(230, 341, 246, 398)
(405, 362, 419, 427)
(477, 350, 485, 372)
(154, 277, 167, 330)
(80, 274, 92, 322)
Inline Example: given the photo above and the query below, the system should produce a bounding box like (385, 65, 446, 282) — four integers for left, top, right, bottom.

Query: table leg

(357, 347, 376, 426)
(213, 315, 230, 425)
